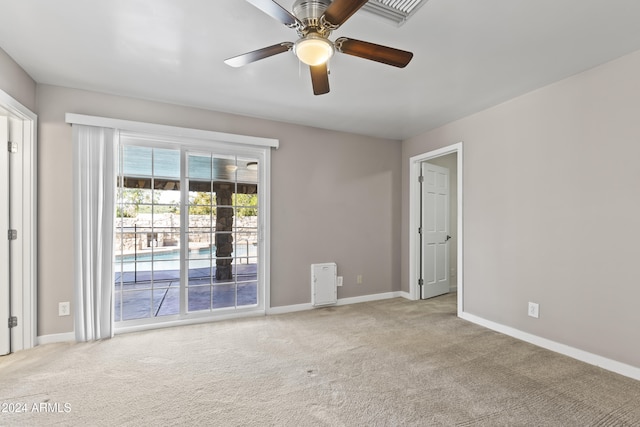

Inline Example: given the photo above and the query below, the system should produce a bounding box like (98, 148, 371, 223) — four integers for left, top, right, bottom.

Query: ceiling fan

(224, 0, 414, 95)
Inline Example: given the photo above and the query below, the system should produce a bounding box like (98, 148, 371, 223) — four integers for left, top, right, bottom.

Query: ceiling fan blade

(224, 42, 293, 67)
(322, 0, 369, 28)
(335, 37, 413, 68)
(310, 63, 330, 95)
(246, 0, 304, 29)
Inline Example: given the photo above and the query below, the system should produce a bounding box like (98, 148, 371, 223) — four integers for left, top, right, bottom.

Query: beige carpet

(1, 293, 640, 426)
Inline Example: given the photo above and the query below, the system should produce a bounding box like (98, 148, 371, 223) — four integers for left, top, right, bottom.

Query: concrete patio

(114, 264, 258, 321)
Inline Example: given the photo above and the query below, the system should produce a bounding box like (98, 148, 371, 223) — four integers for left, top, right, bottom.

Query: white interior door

(0, 116, 10, 355)
(421, 162, 450, 299)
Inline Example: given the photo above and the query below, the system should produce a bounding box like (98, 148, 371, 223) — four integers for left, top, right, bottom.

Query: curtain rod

(65, 113, 279, 149)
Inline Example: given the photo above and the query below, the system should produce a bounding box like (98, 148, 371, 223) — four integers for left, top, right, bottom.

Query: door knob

(444, 235, 451, 243)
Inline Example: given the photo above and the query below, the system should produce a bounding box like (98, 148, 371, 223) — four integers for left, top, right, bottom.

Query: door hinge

(8, 316, 18, 328)
(8, 141, 18, 153)
(418, 279, 424, 287)
(8, 229, 18, 240)
(418, 175, 424, 183)
(418, 227, 422, 235)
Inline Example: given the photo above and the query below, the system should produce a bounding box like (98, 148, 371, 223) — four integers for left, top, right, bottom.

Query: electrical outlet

(356, 274, 363, 285)
(59, 301, 70, 317)
(528, 302, 539, 319)
(337, 276, 343, 287)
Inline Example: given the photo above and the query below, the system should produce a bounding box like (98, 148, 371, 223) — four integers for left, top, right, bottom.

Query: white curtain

(73, 125, 118, 341)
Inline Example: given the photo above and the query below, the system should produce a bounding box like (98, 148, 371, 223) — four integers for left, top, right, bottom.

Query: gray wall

(0, 47, 36, 112)
(402, 49, 640, 369)
(36, 84, 402, 336)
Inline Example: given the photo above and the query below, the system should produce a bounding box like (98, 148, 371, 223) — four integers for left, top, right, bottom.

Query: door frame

(419, 161, 451, 300)
(1, 115, 9, 355)
(0, 89, 37, 352)
(409, 142, 463, 316)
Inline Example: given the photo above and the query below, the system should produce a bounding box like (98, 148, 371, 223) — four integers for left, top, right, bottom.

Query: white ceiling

(2, 0, 640, 140)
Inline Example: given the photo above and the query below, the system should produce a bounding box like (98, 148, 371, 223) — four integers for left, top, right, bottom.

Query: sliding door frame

(66, 114, 277, 335)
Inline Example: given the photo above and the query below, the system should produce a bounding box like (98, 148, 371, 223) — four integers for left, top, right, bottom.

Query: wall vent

(311, 263, 337, 307)
(361, 0, 429, 26)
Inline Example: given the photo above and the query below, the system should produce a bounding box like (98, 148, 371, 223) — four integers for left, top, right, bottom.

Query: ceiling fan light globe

(295, 36, 334, 66)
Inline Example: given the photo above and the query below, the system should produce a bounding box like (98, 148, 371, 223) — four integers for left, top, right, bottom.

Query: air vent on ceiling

(361, 0, 429, 26)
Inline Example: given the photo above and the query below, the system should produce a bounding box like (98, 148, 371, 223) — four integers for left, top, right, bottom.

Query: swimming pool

(115, 244, 257, 272)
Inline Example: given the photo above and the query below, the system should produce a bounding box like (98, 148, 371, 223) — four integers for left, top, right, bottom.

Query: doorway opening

(409, 142, 463, 316)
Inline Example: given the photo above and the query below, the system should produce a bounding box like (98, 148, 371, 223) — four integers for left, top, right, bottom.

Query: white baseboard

(397, 291, 412, 300)
(37, 332, 75, 346)
(336, 291, 405, 306)
(266, 303, 313, 315)
(268, 291, 408, 315)
(460, 312, 640, 382)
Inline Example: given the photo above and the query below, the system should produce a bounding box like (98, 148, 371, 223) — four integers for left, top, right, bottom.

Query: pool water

(115, 244, 257, 272)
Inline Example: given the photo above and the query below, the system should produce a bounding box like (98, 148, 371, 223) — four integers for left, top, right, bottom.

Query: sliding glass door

(114, 136, 262, 324)
(186, 152, 259, 312)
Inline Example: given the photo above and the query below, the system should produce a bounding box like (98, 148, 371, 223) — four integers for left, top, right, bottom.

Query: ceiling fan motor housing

(293, 0, 332, 35)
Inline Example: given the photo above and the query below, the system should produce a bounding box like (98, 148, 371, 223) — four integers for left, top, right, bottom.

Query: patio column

(215, 183, 234, 280)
